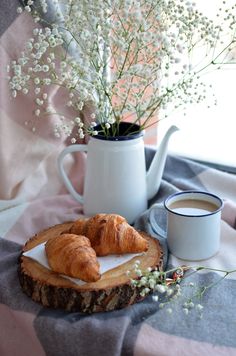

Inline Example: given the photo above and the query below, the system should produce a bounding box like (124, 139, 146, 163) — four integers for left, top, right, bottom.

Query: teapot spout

(146, 125, 179, 200)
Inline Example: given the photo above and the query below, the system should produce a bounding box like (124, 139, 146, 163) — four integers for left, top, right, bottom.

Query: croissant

(69, 214, 148, 256)
(45, 233, 101, 282)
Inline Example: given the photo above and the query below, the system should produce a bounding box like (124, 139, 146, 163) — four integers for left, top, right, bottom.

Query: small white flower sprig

(7, 0, 236, 141)
(129, 261, 236, 317)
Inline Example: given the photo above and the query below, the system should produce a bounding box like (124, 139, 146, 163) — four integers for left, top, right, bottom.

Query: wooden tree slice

(18, 222, 163, 313)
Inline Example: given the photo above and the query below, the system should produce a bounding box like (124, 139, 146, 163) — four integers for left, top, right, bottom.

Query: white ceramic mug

(150, 191, 223, 261)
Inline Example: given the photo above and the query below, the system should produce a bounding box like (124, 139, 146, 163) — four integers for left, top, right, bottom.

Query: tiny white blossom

(24, 5, 31, 12)
(135, 269, 142, 277)
(152, 271, 160, 278)
(152, 295, 159, 302)
(196, 304, 204, 312)
(183, 308, 189, 315)
(35, 109, 40, 116)
(46, 107, 53, 113)
(42, 65, 49, 72)
(166, 288, 174, 297)
(107, 118, 116, 124)
(155, 284, 166, 294)
(74, 117, 81, 124)
(36, 98, 43, 106)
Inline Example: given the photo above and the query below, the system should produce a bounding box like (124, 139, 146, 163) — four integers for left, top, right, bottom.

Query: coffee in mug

(149, 191, 223, 261)
(168, 199, 219, 216)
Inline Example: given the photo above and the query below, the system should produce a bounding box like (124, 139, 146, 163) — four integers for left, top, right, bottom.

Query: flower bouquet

(7, 0, 236, 141)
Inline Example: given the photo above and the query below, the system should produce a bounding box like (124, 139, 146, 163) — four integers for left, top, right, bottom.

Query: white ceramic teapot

(58, 123, 178, 223)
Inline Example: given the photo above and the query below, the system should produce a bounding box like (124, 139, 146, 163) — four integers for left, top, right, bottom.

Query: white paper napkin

(23, 243, 143, 285)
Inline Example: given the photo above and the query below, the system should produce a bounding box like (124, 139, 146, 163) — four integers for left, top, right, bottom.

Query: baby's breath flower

(7, 0, 236, 141)
(36, 98, 43, 106)
(152, 295, 159, 302)
(74, 117, 81, 124)
(183, 308, 189, 315)
(155, 284, 166, 294)
(196, 304, 204, 312)
(46, 107, 53, 114)
(42, 65, 49, 72)
(35, 109, 40, 116)
(34, 78, 40, 85)
(166, 288, 174, 297)
(135, 269, 142, 277)
(183, 301, 195, 309)
(107, 118, 116, 125)
(24, 6, 31, 13)
(152, 271, 160, 278)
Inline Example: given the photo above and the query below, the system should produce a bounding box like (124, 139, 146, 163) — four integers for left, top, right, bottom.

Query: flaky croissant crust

(69, 214, 148, 256)
(45, 233, 101, 282)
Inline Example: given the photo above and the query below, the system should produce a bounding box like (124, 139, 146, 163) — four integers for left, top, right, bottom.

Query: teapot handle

(57, 144, 87, 204)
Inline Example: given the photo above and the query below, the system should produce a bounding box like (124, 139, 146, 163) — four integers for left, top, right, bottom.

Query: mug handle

(149, 203, 167, 239)
(57, 144, 88, 204)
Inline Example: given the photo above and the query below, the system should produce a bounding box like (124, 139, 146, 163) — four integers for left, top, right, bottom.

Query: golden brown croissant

(69, 214, 148, 256)
(45, 233, 101, 282)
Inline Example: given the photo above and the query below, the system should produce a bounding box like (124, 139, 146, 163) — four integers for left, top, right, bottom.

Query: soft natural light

(157, 0, 236, 168)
